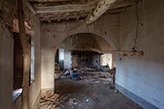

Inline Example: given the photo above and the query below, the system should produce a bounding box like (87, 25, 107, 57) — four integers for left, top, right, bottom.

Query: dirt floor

(39, 72, 143, 109)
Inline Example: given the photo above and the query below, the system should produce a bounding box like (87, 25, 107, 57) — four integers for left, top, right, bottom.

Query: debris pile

(39, 91, 60, 109)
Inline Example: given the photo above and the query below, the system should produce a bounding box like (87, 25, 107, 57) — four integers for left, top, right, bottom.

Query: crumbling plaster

(28, 13, 42, 109)
(0, 0, 42, 108)
(41, 0, 164, 108)
(0, 0, 16, 109)
(0, 24, 14, 109)
(41, 13, 120, 94)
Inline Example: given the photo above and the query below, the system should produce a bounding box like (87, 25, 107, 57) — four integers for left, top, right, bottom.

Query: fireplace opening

(71, 51, 100, 70)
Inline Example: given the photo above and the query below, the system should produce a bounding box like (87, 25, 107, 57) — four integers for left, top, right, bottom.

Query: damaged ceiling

(28, 0, 141, 23)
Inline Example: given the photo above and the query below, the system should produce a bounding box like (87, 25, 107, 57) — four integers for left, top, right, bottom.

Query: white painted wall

(59, 38, 72, 70)
(116, 0, 164, 108)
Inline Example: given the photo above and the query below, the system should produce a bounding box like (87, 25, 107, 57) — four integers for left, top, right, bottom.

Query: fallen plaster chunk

(51, 94, 60, 101)
(114, 90, 119, 93)
(42, 93, 59, 102)
(69, 98, 79, 105)
(63, 94, 71, 100)
(40, 100, 51, 106)
(86, 99, 90, 102)
(93, 81, 100, 84)
(103, 82, 110, 85)
(53, 104, 56, 108)
(45, 90, 53, 98)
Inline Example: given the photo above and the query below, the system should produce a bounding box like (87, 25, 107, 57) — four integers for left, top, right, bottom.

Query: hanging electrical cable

(132, 1, 143, 53)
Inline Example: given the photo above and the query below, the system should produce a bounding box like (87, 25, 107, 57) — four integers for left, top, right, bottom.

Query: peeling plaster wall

(116, 0, 164, 108)
(0, 0, 16, 109)
(0, 24, 14, 109)
(0, 0, 41, 108)
(26, 8, 42, 109)
(73, 34, 102, 52)
(41, 13, 120, 93)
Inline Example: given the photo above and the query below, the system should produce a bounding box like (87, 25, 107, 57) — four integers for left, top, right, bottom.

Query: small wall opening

(12, 19, 34, 101)
(71, 51, 100, 69)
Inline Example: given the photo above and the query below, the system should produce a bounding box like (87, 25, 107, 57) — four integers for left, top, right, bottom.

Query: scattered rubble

(62, 94, 71, 100)
(103, 82, 110, 85)
(39, 93, 60, 108)
(69, 98, 79, 105)
(38, 71, 142, 109)
(110, 85, 115, 89)
(39, 68, 116, 108)
(114, 89, 119, 93)
(46, 90, 53, 98)
(86, 99, 90, 102)
(93, 81, 100, 84)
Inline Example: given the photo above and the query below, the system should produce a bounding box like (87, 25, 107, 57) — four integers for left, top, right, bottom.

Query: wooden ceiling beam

(26, 1, 36, 15)
(85, 0, 117, 25)
(29, 0, 71, 2)
(35, 2, 96, 13)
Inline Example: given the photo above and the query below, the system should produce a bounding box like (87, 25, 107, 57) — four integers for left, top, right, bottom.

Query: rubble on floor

(39, 74, 142, 109)
(39, 91, 60, 109)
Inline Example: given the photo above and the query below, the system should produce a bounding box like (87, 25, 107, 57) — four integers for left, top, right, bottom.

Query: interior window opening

(30, 40, 35, 83)
(12, 18, 34, 101)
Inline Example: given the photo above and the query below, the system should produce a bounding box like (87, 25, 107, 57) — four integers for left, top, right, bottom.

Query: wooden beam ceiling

(28, 0, 141, 23)
(37, 10, 92, 21)
(29, 0, 71, 2)
(85, 0, 117, 25)
(35, 1, 96, 13)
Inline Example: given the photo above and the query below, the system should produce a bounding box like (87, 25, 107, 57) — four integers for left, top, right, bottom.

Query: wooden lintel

(35, 2, 96, 13)
(90, 48, 144, 56)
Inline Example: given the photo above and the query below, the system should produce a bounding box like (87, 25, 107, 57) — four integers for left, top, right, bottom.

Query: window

(30, 41, 35, 82)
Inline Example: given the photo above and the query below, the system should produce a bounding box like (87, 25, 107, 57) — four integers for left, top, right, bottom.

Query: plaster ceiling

(28, 0, 141, 23)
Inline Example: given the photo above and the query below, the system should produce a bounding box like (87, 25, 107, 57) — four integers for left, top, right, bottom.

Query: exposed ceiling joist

(85, 0, 117, 25)
(29, 0, 71, 2)
(90, 48, 144, 57)
(29, 0, 141, 23)
(35, 1, 96, 13)
(26, 1, 36, 15)
(38, 10, 91, 21)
